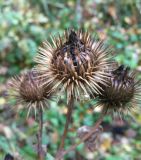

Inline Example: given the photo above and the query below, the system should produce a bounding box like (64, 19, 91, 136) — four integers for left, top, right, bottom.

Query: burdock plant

(55, 67, 141, 160)
(35, 29, 114, 158)
(8, 70, 53, 160)
(7, 29, 141, 160)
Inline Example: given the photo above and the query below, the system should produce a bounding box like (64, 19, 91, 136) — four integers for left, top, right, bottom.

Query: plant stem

(55, 97, 74, 159)
(37, 107, 44, 160)
(58, 110, 106, 159)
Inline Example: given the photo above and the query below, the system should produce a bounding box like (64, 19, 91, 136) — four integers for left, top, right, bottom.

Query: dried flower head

(35, 29, 113, 102)
(8, 70, 53, 116)
(96, 65, 141, 116)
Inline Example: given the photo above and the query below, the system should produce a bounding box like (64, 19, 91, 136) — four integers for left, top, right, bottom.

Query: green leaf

(46, 153, 55, 160)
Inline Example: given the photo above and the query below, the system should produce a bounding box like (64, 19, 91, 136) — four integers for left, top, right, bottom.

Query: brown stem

(55, 97, 74, 159)
(37, 107, 44, 160)
(58, 110, 106, 159)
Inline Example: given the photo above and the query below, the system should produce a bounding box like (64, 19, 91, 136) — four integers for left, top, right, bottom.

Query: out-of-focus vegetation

(0, 0, 141, 159)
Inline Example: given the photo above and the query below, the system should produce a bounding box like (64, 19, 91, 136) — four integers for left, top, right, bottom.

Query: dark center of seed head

(68, 30, 78, 44)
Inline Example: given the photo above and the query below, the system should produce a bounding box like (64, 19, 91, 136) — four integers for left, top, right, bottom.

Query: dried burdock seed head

(96, 65, 141, 116)
(35, 29, 113, 102)
(8, 70, 53, 117)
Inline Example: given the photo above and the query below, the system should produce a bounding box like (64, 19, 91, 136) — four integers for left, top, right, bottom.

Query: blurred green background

(0, 0, 141, 160)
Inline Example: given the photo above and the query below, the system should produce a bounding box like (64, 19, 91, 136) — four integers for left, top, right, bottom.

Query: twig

(57, 110, 107, 159)
(37, 107, 44, 160)
(55, 97, 74, 160)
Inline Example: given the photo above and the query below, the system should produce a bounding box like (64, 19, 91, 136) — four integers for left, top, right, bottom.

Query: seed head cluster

(8, 29, 141, 117)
